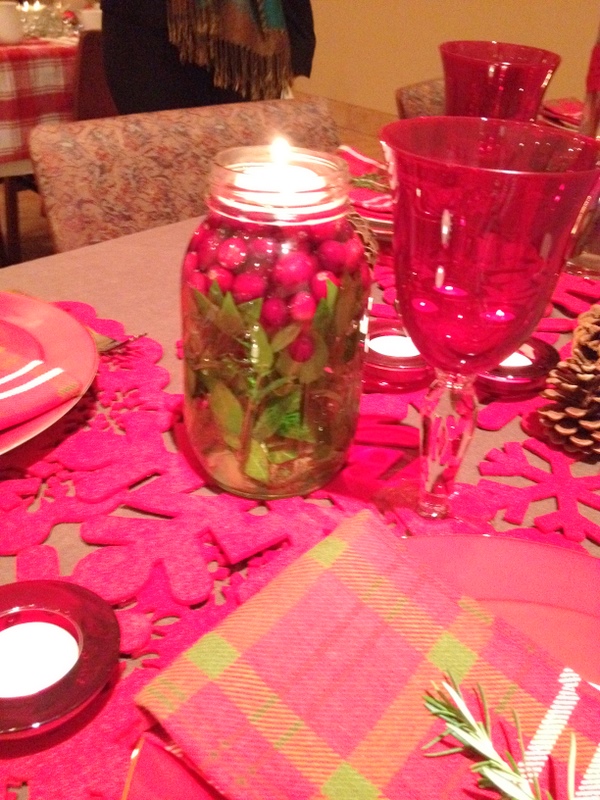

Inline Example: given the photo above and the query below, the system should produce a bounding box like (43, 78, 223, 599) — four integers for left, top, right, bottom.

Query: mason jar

(181, 145, 371, 499)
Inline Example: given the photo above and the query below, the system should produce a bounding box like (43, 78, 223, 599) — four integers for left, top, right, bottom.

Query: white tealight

(500, 351, 533, 368)
(368, 334, 421, 359)
(234, 163, 326, 194)
(0, 621, 79, 698)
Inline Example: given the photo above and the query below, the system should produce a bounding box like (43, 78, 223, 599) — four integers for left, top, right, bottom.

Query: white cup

(78, 7, 102, 29)
(0, 1, 24, 44)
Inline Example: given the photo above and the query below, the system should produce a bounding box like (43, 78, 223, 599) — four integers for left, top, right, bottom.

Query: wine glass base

(374, 479, 496, 536)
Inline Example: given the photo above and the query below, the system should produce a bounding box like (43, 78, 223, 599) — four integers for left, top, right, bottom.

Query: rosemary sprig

(350, 172, 390, 193)
(423, 676, 577, 800)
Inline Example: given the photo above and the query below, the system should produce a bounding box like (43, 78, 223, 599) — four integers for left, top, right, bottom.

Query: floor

(0, 95, 395, 265)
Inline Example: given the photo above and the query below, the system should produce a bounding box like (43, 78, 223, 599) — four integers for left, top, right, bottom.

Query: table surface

(1, 217, 600, 799)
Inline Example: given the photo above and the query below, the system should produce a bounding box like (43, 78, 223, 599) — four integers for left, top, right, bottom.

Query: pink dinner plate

(404, 534, 600, 684)
(0, 292, 98, 454)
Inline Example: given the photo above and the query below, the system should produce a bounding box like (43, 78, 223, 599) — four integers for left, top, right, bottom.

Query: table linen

(0, 38, 76, 165)
(0, 216, 599, 798)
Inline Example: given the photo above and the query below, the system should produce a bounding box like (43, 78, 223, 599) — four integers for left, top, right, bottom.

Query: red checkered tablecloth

(0, 38, 77, 165)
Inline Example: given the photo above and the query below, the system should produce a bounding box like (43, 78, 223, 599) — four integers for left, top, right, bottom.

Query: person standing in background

(100, 0, 315, 115)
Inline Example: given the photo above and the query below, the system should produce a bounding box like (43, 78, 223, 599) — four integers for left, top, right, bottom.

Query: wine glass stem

(418, 370, 477, 519)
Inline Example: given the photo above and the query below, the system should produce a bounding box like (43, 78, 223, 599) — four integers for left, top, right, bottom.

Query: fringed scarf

(167, 0, 292, 100)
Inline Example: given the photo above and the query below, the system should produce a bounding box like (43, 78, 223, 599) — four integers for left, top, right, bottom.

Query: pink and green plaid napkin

(137, 511, 600, 800)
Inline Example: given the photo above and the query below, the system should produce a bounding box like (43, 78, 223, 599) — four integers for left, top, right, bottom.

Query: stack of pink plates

(337, 145, 394, 243)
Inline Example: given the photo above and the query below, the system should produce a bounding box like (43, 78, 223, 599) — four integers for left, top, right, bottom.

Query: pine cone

(538, 304, 600, 455)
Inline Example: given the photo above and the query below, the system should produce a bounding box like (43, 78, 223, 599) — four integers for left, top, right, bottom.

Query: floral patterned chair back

(29, 96, 340, 253)
(395, 77, 445, 118)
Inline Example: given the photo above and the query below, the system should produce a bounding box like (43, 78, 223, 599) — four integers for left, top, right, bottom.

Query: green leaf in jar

(278, 410, 316, 442)
(209, 280, 224, 305)
(312, 297, 333, 337)
(192, 287, 219, 321)
(267, 448, 297, 464)
(244, 439, 270, 483)
(253, 388, 301, 440)
(270, 322, 302, 353)
(209, 381, 244, 438)
(298, 333, 329, 384)
(238, 297, 264, 324)
(248, 322, 273, 373)
(217, 292, 244, 337)
(326, 277, 339, 310)
(334, 273, 360, 336)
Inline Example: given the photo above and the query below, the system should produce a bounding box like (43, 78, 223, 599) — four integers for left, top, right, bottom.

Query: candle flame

(270, 137, 292, 166)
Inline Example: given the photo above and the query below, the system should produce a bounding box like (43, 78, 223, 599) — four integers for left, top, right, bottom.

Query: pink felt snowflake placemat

(0, 296, 596, 800)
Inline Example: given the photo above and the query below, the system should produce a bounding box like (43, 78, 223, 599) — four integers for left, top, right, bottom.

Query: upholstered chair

(395, 78, 445, 119)
(29, 96, 340, 253)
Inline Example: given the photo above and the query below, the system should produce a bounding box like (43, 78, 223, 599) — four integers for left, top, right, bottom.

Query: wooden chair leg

(4, 177, 22, 264)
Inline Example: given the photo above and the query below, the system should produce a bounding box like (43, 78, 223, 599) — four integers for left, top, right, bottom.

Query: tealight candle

(476, 337, 559, 395)
(0, 621, 79, 698)
(499, 351, 534, 369)
(367, 333, 421, 359)
(230, 138, 327, 209)
(362, 319, 434, 391)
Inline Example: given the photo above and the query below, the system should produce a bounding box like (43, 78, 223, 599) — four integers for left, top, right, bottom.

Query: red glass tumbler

(440, 40, 561, 122)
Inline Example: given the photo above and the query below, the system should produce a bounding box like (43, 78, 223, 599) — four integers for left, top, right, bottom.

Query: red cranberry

(261, 297, 289, 329)
(196, 231, 223, 269)
(345, 234, 365, 272)
(188, 270, 208, 294)
(359, 261, 372, 290)
(207, 266, 234, 293)
(337, 220, 354, 241)
(249, 237, 279, 262)
(273, 251, 316, 288)
(317, 239, 347, 273)
(232, 272, 268, 304)
(289, 291, 317, 321)
(188, 227, 206, 252)
(182, 250, 198, 280)
(310, 270, 340, 300)
(288, 332, 315, 362)
(218, 236, 248, 270)
(310, 219, 342, 242)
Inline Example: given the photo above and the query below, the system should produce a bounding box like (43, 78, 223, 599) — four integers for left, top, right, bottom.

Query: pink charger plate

(0, 292, 98, 454)
(404, 534, 600, 685)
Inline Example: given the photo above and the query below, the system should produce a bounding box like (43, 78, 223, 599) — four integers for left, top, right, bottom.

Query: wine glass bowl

(440, 40, 561, 122)
(380, 116, 600, 519)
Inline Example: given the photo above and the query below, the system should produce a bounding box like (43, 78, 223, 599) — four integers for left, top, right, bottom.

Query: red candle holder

(476, 337, 559, 395)
(362, 318, 434, 392)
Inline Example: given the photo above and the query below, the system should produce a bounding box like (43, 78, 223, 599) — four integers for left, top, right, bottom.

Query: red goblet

(380, 116, 600, 519)
(440, 40, 560, 122)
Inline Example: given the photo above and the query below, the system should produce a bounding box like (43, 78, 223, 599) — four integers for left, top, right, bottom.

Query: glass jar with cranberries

(181, 145, 371, 499)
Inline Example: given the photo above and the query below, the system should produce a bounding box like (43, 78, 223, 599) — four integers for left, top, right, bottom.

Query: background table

(0, 37, 77, 263)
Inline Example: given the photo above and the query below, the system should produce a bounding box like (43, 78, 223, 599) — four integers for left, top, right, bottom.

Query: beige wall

(296, 0, 600, 115)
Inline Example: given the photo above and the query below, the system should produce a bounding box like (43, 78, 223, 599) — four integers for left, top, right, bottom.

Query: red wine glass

(380, 116, 600, 519)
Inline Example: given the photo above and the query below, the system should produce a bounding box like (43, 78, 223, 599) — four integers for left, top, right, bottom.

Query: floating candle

(476, 337, 559, 395)
(0, 621, 79, 698)
(499, 350, 534, 369)
(367, 333, 421, 359)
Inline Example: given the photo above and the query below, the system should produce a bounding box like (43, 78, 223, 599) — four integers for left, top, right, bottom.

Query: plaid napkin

(137, 511, 600, 800)
(0, 345, 82, 430)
